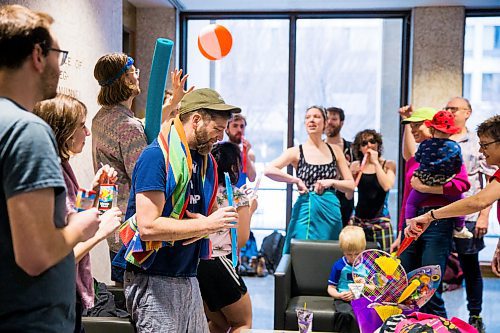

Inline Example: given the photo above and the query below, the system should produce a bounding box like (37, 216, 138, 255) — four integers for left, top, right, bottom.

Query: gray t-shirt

(0, 98, 75, 332)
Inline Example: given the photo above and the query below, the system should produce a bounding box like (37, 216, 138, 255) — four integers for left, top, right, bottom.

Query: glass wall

(464, 17, 500, 129)
(183, 15, 406, 233)
(294, 18, 403, 221)
(464, 15, 500, 260)
(186, 19, 290, 230)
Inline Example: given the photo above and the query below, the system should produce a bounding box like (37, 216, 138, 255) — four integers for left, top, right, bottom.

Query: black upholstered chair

(274, 239, 377, 332)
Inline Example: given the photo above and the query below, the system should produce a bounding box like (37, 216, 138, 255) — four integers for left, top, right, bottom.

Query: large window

(464, 15, 500, 261)
(464, 17, 500, 128)
(185, 19, 290, 231)
(294, 18, 403, 221)
(181, 13, 408, 235)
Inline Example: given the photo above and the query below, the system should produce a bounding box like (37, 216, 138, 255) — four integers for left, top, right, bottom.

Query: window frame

(179, 10, 411, 229)
(464, 10, 500, 261)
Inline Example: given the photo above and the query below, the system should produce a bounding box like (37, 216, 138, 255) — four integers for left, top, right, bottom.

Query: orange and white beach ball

(198, 24, 233, 60)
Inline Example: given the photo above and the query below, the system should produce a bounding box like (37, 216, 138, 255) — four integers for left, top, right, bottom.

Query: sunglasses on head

(361, 138, 377, 146)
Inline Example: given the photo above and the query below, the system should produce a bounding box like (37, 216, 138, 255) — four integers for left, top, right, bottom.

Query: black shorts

(197, 254, 248, 312)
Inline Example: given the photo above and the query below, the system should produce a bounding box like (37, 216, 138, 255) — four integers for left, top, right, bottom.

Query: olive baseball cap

(401, 107, 437, 124)
(179, 88, 241, 115)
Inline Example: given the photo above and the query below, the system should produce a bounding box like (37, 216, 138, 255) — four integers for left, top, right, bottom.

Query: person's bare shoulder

(287, 146, 300, 161)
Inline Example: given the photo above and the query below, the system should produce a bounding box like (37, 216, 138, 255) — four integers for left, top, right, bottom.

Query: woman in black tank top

(349, 129, 396, 252)
(265, 106, 355, 253)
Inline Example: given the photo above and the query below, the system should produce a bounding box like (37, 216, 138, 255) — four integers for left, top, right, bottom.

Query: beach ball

(198, 24, 233, 60)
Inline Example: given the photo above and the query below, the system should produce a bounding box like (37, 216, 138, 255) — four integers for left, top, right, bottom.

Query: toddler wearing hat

(406, 110, 473, 239)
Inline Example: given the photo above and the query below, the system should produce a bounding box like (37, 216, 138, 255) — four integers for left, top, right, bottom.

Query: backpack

(443, 253, 464, 292)
(240, 231, 259, 260)
(259, 230, 285, 274)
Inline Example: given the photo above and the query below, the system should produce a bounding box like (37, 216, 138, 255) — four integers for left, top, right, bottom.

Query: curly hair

(33, 94, 87, 161)
(94, 53, 138, 106)
(352, 129, 384, 161)
(477, 114, 500, 141)
(211, 142, 242, 186)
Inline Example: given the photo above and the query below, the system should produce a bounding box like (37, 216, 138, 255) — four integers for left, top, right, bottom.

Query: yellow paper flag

(374, 305, 402, 322)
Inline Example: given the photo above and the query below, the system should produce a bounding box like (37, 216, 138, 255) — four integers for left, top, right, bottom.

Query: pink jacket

(398, 156, 470, 231)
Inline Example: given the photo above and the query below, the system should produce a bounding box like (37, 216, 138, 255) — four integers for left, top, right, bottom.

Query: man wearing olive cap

(114, 88, 241, 332)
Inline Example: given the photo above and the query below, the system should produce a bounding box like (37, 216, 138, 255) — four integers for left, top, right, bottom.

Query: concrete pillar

(135, 7, 177, 117)
(410, 6, 465, 108)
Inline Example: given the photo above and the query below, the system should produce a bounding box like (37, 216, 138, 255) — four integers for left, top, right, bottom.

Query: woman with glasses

(405, 115, 500, 277)
(265, 106, 355, 254)
(391, 106, 470, 318)
(92, 53, 192, 285)
(348, 129, 396, 252)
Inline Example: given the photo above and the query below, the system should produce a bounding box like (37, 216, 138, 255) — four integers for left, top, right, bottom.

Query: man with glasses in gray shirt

(444, 96, 496, 333)
(0, 5, 100, 332)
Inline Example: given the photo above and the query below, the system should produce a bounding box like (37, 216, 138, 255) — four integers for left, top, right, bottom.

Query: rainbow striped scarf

(119, 116, 218, 269)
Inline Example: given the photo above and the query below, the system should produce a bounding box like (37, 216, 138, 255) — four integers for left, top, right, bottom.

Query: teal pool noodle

(145, 38, 174, 143)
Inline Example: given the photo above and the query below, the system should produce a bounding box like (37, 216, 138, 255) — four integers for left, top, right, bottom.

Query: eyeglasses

(361, 138, 377, 146)
(479, 140, 500, 150)
(443, 106, 470, 113)
(48, 47, 68, 66)
(128, 68, 140, 76)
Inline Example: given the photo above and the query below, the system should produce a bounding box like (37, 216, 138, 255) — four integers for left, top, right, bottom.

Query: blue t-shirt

(119, 140, 204, 277)
(0, 98, 74, 332)
(328, 257, 354, 292)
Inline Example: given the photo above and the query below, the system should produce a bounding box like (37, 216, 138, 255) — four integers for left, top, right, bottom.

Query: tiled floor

(244, 275, 275, 330)
(244, 275, 500, 331)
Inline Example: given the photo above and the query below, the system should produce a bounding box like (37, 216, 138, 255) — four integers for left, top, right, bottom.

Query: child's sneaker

(453, 226, 473, 239)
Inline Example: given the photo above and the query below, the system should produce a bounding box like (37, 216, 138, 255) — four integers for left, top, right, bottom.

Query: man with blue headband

(93, 53, 145, 286)
(93, 54, 190, 285)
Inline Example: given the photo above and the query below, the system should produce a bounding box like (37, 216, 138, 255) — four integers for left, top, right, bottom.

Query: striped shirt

(92, 104, 147, 252)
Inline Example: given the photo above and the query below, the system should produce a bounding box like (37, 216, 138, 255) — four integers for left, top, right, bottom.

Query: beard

(132, 85, 141, 97)
(325, 125, 341, 138)
(228, 132, 242, 144)
(129, 82, 141, 98)
(40, 62, 60, 100)
(195, 126, 214, 155)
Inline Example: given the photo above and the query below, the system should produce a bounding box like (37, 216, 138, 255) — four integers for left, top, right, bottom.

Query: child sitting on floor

(327, 226, 366, 333)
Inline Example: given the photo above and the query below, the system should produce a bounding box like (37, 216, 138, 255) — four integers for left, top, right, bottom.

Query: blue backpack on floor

(240, 231, 259, 260)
